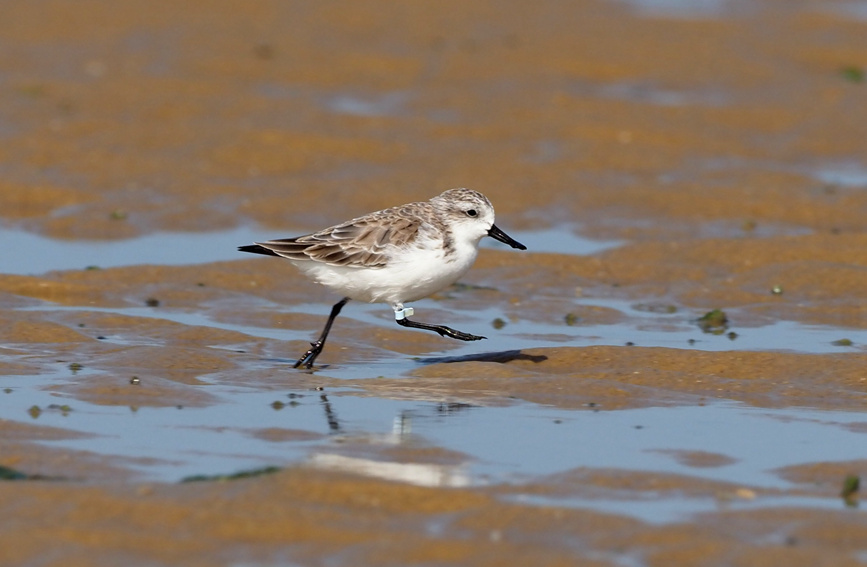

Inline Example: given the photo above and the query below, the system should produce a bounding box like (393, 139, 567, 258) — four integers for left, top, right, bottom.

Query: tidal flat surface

(2, 1, 867, 565)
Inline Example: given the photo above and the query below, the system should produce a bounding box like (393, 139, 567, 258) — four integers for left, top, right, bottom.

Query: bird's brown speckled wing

(253, 205, 426, 268)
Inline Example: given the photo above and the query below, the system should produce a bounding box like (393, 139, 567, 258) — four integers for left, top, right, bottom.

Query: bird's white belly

(294, 244, 478, 305)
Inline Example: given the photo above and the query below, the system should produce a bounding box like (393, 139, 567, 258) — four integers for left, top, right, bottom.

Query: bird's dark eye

(466, 209, 478, 217)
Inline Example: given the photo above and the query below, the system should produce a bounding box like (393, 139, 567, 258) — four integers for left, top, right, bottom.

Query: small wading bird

(239, 188, 526, 368)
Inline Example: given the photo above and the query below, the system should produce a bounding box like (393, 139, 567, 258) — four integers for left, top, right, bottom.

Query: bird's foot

(438, 327, 488, 341)
(294, 341, 324, 369)
(437, 327, 487, 341)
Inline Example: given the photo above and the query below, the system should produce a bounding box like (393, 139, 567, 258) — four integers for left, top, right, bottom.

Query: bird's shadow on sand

(262, 350, 547, 372)
(417, 349, 548, 366)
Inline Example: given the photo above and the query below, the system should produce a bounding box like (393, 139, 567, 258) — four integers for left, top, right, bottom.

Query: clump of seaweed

(697, 309, 729, 335)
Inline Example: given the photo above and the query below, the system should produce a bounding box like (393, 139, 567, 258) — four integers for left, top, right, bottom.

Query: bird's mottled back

(246, 188, 498, 269)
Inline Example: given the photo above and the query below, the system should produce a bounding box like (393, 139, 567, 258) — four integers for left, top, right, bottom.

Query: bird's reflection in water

(319, 394, 341, 432)
(435, 402, 475, 415)
(309, 394, 478, 487)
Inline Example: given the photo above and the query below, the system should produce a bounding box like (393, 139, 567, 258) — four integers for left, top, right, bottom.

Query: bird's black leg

(294, 297, 349, 369)
(395, 309, 486, 342)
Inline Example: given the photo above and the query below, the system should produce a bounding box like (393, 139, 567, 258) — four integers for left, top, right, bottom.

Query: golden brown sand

(2, 0, 867, 564)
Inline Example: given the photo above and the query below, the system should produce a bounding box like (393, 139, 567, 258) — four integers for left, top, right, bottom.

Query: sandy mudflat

(2, 1, 867, 565)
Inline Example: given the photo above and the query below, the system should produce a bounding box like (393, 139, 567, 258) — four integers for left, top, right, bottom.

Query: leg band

(394, 307, 415, 321)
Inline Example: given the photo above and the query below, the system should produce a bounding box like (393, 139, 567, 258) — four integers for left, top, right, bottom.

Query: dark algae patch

(0, 465, 28, 480)
(697, 309, 729, 335)
(0, 465, 65, 481)
(842, 474, 860, 507)
(840, 66, 865, 83)
(181, 466, 283, 483)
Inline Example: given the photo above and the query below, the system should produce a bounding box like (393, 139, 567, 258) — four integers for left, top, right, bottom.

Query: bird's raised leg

(393, 305, 486, 342)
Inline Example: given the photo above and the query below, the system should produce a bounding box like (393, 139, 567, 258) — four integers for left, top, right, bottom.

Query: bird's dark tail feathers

(238, 244, 280, 257)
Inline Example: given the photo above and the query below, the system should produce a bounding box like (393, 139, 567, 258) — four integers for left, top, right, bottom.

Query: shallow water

(1, 225, 270, 274)
(612, 0, 741, 19)
(812, 161, 867, 188)
(2, 364, 862, 524)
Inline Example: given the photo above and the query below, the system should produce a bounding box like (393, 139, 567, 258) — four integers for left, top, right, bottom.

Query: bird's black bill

(487, 224, 527, 250)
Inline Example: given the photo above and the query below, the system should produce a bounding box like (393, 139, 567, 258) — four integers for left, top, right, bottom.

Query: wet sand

(2, 0, 867, 565)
